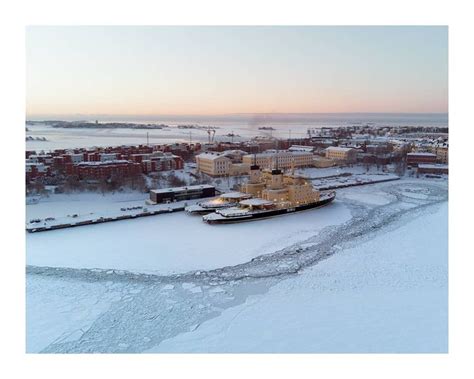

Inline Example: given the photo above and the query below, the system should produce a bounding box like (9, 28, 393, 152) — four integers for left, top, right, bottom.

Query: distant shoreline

(26, 112, 448, 129)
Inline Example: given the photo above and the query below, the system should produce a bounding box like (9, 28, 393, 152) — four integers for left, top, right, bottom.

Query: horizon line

(26, 111, 449, 119)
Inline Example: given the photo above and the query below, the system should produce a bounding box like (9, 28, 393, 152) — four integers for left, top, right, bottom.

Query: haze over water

(31, 112, 448, 127)
(26, 112, 448, 151)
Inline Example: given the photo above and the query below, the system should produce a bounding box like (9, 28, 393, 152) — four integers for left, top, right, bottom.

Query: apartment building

(69, 160, 142, 180)
(407, 152, 437, 166)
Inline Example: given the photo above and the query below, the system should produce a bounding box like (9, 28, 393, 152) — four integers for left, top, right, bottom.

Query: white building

(196, 152, 232, 176)
(325, 146, 357, 162)
(242, 150, 314, 170)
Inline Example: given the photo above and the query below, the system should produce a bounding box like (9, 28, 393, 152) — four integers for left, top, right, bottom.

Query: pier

(26, 198, 207, 233)
(313, 173, 400, 190)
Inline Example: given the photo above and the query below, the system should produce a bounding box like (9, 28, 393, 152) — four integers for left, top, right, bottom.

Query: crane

(206, 127, 216, 144)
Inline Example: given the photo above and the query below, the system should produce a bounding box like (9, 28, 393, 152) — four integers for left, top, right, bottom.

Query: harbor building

(196, 152, 232, 176)
(325, 146, 357, 162)
(196, 152, 250, 176)
(149, 184, 216, 204)
(242, 150, 314, 170)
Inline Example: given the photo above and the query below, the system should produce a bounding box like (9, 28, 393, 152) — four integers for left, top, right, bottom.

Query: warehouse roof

(196, 152, 230, 160)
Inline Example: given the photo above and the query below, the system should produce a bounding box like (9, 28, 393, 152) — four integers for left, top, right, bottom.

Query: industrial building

(149, 185, 216, 204)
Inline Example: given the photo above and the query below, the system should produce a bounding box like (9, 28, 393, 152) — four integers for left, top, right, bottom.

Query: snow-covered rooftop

(221, 150, 248, 156)
(196, 152, 229, 160)
(325, 146, 355, 152)
(288, 145, 315, 152)
(150, 184, 215, 194)
(407, 152, 436, 157)
(418, 164, 449, 169)
(246, 150, 313, 157)
(76, 160, 131, 166)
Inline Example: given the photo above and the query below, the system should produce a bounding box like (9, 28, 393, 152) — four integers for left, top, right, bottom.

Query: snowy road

(26, 178, 448, 353)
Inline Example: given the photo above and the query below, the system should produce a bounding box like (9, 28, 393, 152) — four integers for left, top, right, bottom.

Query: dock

(26, 198, 207, 233)
(313, 173, 400, 190)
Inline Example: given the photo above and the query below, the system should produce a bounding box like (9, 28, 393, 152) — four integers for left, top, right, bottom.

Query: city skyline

(26, 26, 448, 118)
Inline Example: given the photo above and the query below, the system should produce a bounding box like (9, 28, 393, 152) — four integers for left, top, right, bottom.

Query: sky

(26, 26, 448, 118)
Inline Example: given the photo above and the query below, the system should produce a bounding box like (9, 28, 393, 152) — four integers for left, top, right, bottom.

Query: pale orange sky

(26, 26, 448, 118)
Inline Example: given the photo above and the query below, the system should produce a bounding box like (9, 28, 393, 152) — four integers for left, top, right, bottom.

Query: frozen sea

(26, 112, 448, 151)
(26, 176, 448, 353)
(26, 195, 351, 275)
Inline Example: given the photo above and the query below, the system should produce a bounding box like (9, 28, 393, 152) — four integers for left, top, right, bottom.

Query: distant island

(25, 120, 221, 130)
(177, 124, 219, 130)
(26, 120, 170, 130)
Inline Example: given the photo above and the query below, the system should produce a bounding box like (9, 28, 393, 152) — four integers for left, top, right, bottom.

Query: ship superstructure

(203, 161, 335, 224)
(185, 191, 251, 214)
(187, 155, 266, 215)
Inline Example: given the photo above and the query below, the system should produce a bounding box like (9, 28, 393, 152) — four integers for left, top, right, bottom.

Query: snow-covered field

(26, 177, 448, 353)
